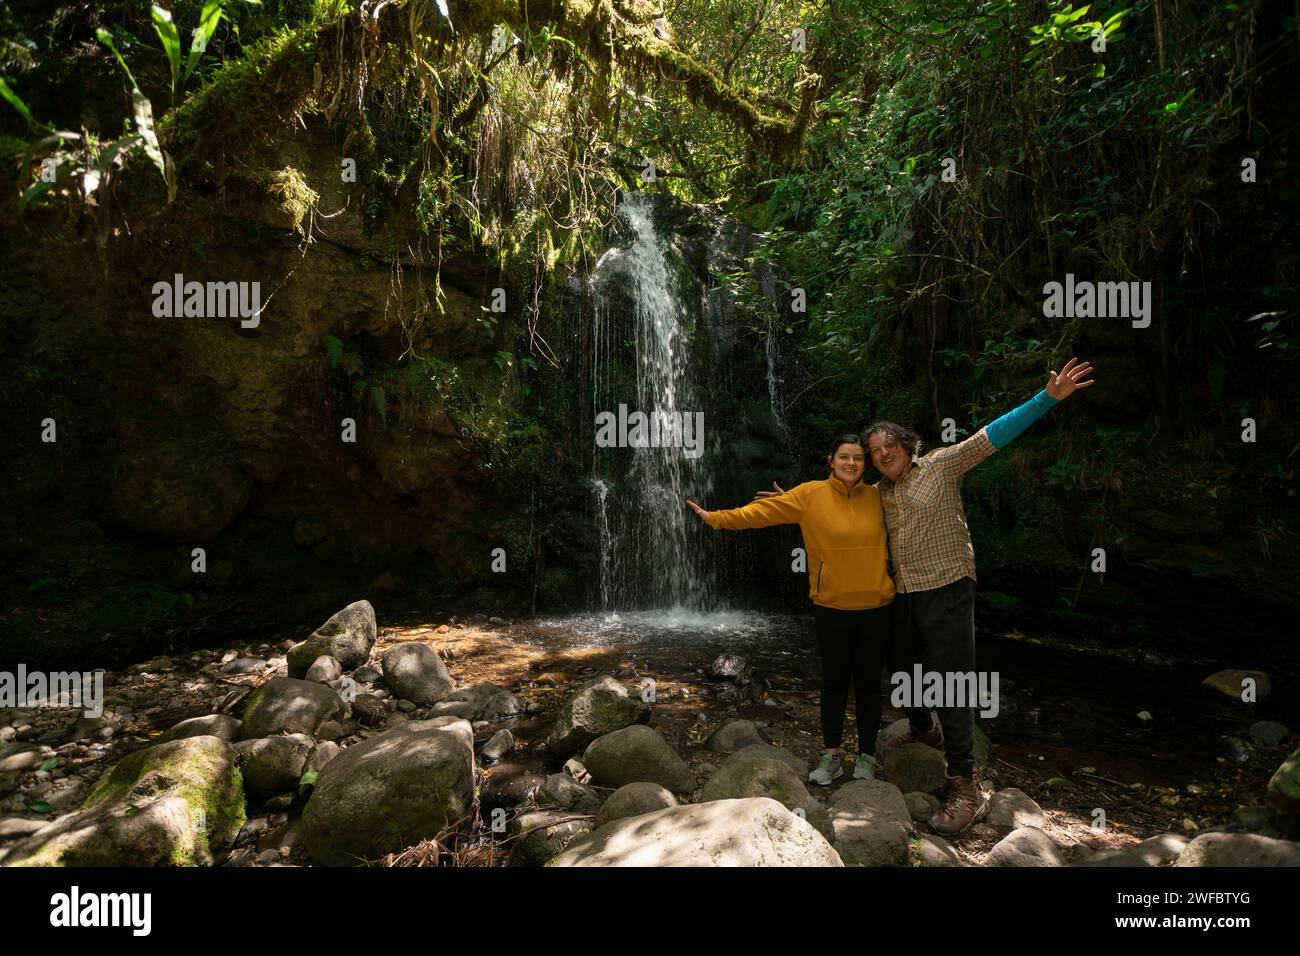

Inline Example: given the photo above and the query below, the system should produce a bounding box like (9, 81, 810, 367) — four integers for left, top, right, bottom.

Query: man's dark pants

(892, 576, 977, 778)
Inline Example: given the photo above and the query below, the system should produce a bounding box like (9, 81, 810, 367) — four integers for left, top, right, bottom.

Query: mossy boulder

(582, 724, 696, 795)
(1, 735, 245, 866)
(300, 717, 474, 866)
(1265, 746, 1300, 834)
(287, 601, 378, 677)
(511, 809, 591, 866)
(239, 677, 344, 739)
(233, 733, 315, 802)
(547, 675, 650, 757)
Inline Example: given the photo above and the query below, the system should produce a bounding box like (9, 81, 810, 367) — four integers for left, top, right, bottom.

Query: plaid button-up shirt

(878, 427, 998, 593)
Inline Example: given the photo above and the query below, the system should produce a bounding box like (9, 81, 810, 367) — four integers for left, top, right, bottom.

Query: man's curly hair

(863, 420, 924, 461)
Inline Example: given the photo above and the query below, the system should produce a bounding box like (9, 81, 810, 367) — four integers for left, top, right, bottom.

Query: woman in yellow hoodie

(686, 435, 894, 785)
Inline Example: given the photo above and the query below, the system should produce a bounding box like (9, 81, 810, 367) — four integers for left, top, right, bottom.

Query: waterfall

(587, 193, 713, 610)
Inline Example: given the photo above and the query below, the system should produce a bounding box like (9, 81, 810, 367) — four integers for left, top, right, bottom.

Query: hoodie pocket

(812, 547, 895, 609)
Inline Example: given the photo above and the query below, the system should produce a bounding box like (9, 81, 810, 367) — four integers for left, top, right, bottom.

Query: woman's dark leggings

(813, 603, 893, 753)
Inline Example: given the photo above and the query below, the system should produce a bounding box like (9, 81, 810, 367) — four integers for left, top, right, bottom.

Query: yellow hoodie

(703, 476, 894, 610)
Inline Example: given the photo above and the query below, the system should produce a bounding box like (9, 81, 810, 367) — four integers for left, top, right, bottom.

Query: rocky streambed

(2, 601, 1298, 867)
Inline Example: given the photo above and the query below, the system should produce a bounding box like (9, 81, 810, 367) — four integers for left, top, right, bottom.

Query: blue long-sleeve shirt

(985, 388, 1059, 449)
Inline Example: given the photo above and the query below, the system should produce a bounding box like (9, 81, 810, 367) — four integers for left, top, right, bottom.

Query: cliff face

(1, 116, 538, 670)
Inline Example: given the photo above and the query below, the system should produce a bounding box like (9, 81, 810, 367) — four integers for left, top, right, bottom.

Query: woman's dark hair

(863, 421, 923, 460)
(826, 433, 866, 459)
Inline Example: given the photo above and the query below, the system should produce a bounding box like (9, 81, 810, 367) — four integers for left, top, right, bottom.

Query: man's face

(869, 433, 909, 481)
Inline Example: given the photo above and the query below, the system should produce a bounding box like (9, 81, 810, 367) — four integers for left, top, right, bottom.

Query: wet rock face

(108, 437, 254, 543)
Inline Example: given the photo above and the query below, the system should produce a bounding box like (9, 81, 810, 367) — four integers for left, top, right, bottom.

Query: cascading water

(587, 193, 714, 610)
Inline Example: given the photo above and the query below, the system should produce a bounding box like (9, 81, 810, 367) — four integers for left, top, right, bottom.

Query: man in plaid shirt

(871, 357, 1095, 834)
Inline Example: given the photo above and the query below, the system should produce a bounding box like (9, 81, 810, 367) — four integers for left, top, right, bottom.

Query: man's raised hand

(1047, 357, 1096, 401)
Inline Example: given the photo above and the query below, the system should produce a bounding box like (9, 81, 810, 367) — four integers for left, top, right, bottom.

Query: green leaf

(322, 334, 344, 370)
(1045, 777, 1073, 788)
(131, 88, 173, 199)
(20, 155, 80, 211)
(0, 76, 47, 129)
(96, 28, 138, 89)
(298, 770, 319, 787)
(185, 1, 226, 86)
(40, 758, 63, 772)
(95, 134, 142, 175)
(151, 4, 182, 100)
(28, 800, 53, 813)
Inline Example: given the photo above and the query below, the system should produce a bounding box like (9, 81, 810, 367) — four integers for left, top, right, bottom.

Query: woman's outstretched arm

(687, 484, 808, 530)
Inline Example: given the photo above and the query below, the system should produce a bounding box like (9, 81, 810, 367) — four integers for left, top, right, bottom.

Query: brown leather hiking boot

(928, 775, 988, 835)
(888, 716, 944, 753)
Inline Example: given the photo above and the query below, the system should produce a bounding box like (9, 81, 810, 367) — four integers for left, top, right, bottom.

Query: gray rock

(1132, 832, 1189, 866)
(0, 746, 52, 774)
(239, 678, 343, 740)
(1174, 832, 1300, 866)
(1229, 804, 1290, 838)
(595, 782, 677, 828)
(1075, 848, 1148, 866)
(704, 719, 764, 753)
(827, 779, 911, 865)
(0, 817, 50, 840)
(583, 725, 696, 795)
(1201, 669, 1270, 704)
(353, 666, 382, 684)
(904, 791, 942, 822)
(1250, 721, 1291, 747)
(986, 827, 1066, 866)
(381, 643, 455, 707)
(702, 749, 833, 841)
(44, 781, 86, 812)
(1266, 746, 1300, 834)
(222, 657, 267, 676)
(511, 809, 590, 866)
(708, 654, 750, 681)
(301, 717, 474, 866)
(480, 729, 515, 762)
(1, 736, 245, 866)
(914, 833, 961, 867)
(287, 601, 378, 678)
(883, 742, 948, 795)
(161, 714, 241, 743)
(233, 734, 314, 801)
(730, 743, 806, 777)
(550, 798, 842, 867)
(430, 682, 521, 721)
(306, 741, 341, 773)
(985, 788, 1045, 832)
(351, 694, 388, 727)
(536, 773, 603, 814)
(547, 676, 650, 758)
(305, 655, 342, 684)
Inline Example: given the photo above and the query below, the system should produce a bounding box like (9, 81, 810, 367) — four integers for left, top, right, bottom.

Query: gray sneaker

(854, 753, 882, 780)
(808, 751, 843, 786)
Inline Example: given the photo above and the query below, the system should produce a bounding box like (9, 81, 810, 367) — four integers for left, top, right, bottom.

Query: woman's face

(827, 443, 866, 487)
(869, 433, 909, 481)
